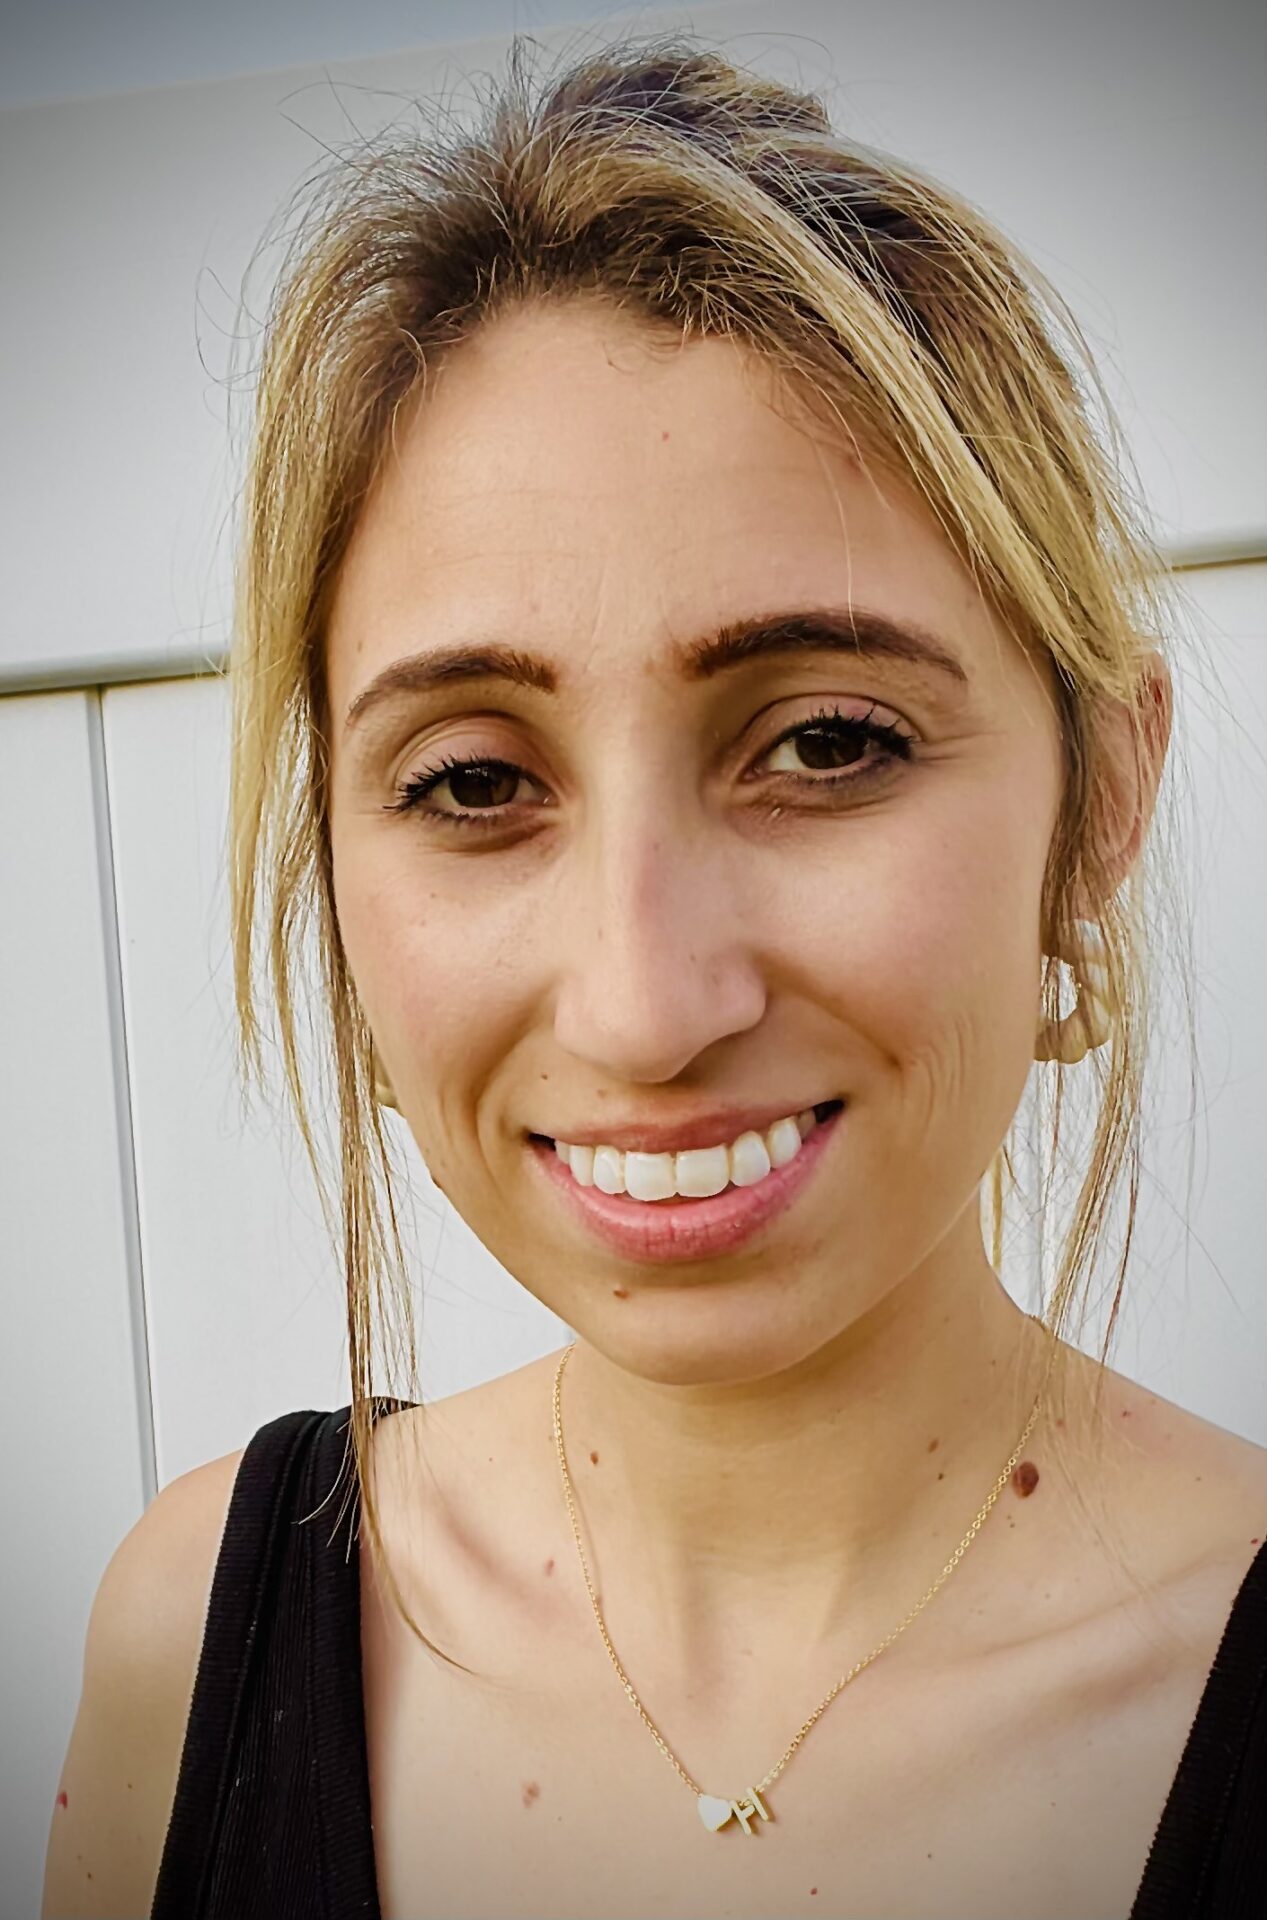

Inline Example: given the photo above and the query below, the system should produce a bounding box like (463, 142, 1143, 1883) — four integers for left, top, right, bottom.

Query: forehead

(324, 301, 1030, 710)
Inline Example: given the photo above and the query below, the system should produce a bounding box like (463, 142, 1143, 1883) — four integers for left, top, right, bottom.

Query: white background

(2, 4, 1264, 1916)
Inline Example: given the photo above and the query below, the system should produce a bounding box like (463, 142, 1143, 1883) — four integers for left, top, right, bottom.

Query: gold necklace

(552, 1333, 1052, 1836)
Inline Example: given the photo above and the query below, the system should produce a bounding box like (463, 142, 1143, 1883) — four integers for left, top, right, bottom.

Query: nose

(550, 808, 768, 1085)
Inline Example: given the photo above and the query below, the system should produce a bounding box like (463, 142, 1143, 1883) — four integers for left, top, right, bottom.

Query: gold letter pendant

(697, 1788, 771, 1834)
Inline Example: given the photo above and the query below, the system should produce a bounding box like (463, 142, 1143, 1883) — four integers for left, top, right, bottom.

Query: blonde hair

(227, 31, 1199, 1661)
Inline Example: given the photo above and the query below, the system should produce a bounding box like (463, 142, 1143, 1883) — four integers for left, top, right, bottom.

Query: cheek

(329, 826, 450, 1045)
(331, 828, 527, 1127)
(792, 785, 1050, 1097)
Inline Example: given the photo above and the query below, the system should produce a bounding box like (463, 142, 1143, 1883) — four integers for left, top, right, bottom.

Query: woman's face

(324, 299, 1064, 1374)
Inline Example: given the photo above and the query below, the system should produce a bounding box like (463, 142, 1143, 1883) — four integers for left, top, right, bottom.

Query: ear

(1080, 650, 1173, 911)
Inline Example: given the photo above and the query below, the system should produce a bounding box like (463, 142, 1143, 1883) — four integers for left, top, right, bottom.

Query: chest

(359, 1577, 1207, 1920)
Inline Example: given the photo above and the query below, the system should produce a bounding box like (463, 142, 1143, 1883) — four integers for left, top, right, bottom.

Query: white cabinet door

(0, 689, 150, 1920)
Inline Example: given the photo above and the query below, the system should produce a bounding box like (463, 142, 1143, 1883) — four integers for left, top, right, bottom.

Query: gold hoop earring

(1034, 921, 1115, 1065)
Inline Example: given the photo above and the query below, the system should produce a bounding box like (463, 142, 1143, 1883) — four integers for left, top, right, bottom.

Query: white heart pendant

(697, 1794, 734, 1832)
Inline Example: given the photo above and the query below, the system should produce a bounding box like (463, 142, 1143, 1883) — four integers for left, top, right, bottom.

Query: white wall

(2, 0, 1264, 695)
(2, 6, 1265, 1917)
(0, 0, 650, 106)
(1, 692, 155, 1920)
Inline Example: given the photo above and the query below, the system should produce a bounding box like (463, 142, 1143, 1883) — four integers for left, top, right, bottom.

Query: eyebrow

(343, 606, 970, 733)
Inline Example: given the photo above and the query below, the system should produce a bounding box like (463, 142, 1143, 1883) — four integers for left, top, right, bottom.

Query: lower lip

(525, 1106, 844, 1264)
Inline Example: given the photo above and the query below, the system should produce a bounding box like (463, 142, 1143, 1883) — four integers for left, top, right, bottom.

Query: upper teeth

(553, 1107, 822, 1201)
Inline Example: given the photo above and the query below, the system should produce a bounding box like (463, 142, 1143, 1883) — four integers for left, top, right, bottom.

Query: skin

(324, 297, 1173, 1708)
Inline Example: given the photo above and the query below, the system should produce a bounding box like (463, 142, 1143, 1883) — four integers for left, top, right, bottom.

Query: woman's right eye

(383, 754, 539, 833)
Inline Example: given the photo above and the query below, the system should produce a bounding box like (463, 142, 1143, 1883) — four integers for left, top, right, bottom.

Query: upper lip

(532, 1098, 842, 1155)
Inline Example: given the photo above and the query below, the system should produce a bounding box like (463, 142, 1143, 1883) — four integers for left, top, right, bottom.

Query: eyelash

(382, 703, 916, 834)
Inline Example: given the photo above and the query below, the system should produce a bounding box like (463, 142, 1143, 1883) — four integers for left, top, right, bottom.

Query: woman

(43, 32, 1265, 1920)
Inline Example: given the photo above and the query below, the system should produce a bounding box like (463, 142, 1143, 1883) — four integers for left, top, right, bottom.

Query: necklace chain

(552, 1330, 1054, 1818)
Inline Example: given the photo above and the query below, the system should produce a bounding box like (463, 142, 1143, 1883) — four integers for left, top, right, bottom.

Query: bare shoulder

(1079, 1353, 1266, 1559)
(41, 1445, 246, 1920)
(1162, 1391, 1267, 1514)
(359, 1352, 570, 1638)
(1041, 1346, 1267, 1675)
(367, 1350, 558, 1494)
(1148, 1388, 1267, 1589)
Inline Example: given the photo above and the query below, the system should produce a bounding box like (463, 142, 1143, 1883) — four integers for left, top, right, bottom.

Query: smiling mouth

(525, 1097, 846, 1257)
(527, 1099, 843, 1155)
(529, 1105, 844, 1175)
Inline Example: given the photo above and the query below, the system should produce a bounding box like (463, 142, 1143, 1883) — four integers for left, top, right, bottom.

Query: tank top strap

(151, 1399, 413, 1920)
(1129, 1533, 1267, 1917)
(307, 1402, 395, 1920)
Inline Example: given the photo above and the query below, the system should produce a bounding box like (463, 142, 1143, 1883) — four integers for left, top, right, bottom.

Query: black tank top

(150, 1403, 1267, 1919)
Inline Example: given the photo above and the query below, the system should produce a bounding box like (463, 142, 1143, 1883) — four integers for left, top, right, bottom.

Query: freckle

(927, 1437, 940, 1452)
(613, 1287, 629, 1299)
(523, 1780, 541, 1807)
(937, 1470, 945, 1481)
(1121, 1409, 1132, 1418)
(1012, 1461, 1040, 1498)
(544, 1558, 555, 1575)
(590, 1450, 600, 1465)
(1055, 1418, 1065, 1429)
(56, 1791, 68, 1810)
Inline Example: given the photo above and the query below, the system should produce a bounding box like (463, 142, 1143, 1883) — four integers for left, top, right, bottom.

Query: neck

(552, 1222, 1057, 1692)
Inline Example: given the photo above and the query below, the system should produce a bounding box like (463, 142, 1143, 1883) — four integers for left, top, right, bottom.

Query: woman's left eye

(383, 702, 916, 834)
